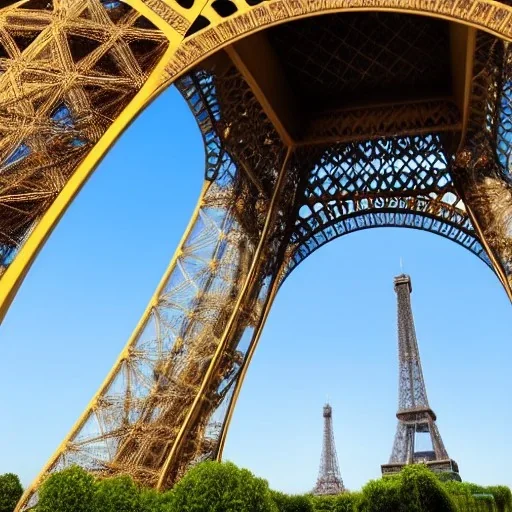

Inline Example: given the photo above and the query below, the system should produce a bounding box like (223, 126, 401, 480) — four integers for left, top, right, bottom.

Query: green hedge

(311, 493, 360, 511)
(359, 465, 456, 512)
(272, 491, 314, 512)
(2, 462, 511, 512)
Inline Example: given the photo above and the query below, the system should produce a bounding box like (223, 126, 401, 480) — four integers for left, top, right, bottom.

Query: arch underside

(1, 1, 512, 510)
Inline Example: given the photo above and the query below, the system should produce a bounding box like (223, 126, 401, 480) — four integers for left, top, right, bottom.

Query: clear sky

(0, 85, 510, 496)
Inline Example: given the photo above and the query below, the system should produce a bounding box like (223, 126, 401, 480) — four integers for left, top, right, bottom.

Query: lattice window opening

(497, 77, 512, 176)
(178, 67, 285, 199)
(176, 73, 226, 181)
(303, 136, 452, 201)
(181, 0, 266, 37)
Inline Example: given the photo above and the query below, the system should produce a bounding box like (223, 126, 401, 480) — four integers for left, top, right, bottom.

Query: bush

(309, 493, 359, 511)
(169, 461, 277, 512)
(37, 466, 95, 512)
(139, 487, 173, 512)
(358, 476, 401, 512)
(333, 493, 360, 511)
(486, 486, 512, 512)
(272, 491, 313, 512)
(93, 475, 140, 512)
(443, 481, 496, 512)
(401, 465, 456, 512)
(0, 474, 23, 512)
(358, 466, 456, 512)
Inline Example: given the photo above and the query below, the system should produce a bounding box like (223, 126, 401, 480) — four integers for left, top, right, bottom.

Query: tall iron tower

(312, 404, 345, 495)
(381, 274, 460, 480)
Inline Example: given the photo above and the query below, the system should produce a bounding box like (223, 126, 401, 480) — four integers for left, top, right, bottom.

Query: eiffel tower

(0, 0, 511, 510)
(312, 404, 345, 496)
(381, 274, 460, 480)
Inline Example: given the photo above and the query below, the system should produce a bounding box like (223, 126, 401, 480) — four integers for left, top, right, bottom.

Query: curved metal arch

(0, 0, 181, 323)
(162, 0, 512, 85)
(1, 0, 512, 324)
(284, 209, 492, 281)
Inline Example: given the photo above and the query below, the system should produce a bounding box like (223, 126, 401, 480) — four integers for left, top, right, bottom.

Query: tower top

(323, 404, 332, 418)
(394, 273, 412, 293)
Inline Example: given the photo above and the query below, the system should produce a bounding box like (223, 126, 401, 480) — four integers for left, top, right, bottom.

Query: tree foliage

(169, 461, 277, 512)
(272, 491, 314, 512)
(37, 466, 95, 512)
(4, 461, 510, 512)
(0, 473, 23, 512)
(358, 465, 456, 512)
(310, 493, 360, 511)
(93, 475, 140, 512)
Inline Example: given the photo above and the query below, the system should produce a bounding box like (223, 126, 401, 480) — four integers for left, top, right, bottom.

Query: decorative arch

(2, 0, 512, 319)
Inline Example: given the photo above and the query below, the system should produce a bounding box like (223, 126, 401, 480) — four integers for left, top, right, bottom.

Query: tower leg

(452, 34, 512, 300)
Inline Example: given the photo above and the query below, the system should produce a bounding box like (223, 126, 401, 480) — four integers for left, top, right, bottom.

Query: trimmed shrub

(359, 466, 455, 512)
(358, 476, 401, 512)
(310, 495, 338, 511)
(169, 461, 277, 512)
(333, 493, 360, 511)
(37, 466, 95, 512)
(400, 465, 456, 512)
(272, 491, 313, 512)
(93, 475, 140, 512)
(310, 493, 359, 511)
(0, 473, 23, 512)
(486, 486, 512, 512)
(443, 481, 497, 512)
(139, 487, 174, 512)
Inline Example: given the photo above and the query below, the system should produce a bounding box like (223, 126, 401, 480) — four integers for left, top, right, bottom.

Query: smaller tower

(381, 274, 460, 480)
(312, 404, 345, 495)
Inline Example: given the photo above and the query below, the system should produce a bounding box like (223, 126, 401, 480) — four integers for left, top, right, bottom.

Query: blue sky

(0, 85, 510, 495)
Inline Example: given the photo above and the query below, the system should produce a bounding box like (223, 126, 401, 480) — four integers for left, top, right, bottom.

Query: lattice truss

(286, 135, 490, 276)
(0, 0, 168, 273)
(455, 33, 512, 289)
(312, 404, 345, 496)
(389, 276, 451, 467)
(18, 62, 295, 509)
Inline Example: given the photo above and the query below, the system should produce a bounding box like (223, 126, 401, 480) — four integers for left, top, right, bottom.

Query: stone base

(381, 459, 461, 481)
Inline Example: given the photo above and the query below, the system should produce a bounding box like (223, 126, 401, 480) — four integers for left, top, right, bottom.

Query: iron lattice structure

(312, 404, 345, 496)
(381, 275, 460, 479)
(0, 0, 511, 510)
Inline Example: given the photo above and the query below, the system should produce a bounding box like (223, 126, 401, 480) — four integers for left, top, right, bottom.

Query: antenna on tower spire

(400, 257, 404, 273)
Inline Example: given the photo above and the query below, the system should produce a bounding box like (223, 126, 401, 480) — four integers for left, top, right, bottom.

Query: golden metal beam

(156, 146, 294, 489)
(225, 33, 302, 147)
(14, 182, 213, 512)
(449, 23, 477, 151)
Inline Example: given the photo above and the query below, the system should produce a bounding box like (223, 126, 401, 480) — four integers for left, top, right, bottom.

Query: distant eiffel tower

(381, 274, 460, 480)
(312, 404, 345, 495)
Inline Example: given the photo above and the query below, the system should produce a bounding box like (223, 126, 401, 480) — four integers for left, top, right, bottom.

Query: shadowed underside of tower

(0, 1, 510, 510)
(381, 275, 460, 480)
